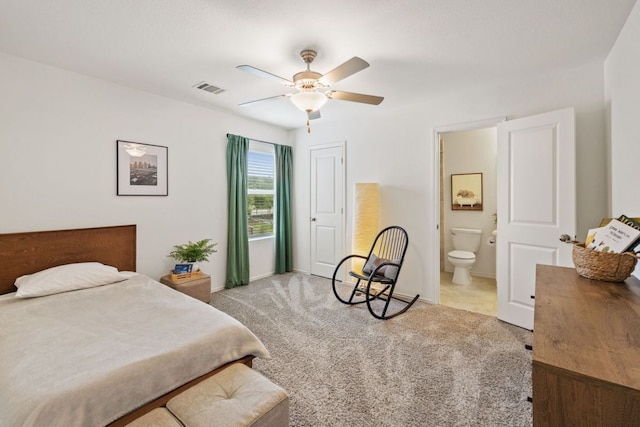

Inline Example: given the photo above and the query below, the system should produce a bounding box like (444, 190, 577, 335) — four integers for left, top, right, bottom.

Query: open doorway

(433, 118, 503, 316)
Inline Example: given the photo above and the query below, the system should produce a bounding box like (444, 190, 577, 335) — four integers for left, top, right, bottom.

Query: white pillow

(14, 262, 129, 298)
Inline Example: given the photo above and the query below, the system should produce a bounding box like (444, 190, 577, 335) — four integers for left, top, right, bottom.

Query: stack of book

(585, 215, 640, 254)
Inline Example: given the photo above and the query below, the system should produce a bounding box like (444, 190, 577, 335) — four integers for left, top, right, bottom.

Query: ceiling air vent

(194, 81, 226, 94)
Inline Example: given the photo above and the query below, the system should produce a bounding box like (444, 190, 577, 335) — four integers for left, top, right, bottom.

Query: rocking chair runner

(331, 226, 420, 319)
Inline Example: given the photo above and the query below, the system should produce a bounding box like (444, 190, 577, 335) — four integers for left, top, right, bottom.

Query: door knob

(310, 217, 316, 222)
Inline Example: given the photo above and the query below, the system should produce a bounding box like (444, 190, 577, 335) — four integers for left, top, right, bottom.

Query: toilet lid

(449, 250, 476, 260)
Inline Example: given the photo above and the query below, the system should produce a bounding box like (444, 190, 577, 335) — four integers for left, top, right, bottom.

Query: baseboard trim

(250, 271, 274, 281)
(211, 271, 274, 294)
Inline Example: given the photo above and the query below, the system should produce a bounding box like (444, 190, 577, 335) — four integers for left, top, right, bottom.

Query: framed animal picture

(451, 173, 483, 211)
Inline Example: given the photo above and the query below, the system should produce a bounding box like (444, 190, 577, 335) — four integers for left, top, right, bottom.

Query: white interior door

(310, 144, 345, 278)
(497, 107, 576, 330)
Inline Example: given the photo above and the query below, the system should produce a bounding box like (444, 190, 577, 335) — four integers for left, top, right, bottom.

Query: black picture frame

(116, 140, 168, 196)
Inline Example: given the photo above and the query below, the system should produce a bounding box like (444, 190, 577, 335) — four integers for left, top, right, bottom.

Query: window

(247, 141, 275, 238)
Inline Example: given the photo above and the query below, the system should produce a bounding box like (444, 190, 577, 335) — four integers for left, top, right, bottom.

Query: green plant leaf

(168, 238, 218, 263)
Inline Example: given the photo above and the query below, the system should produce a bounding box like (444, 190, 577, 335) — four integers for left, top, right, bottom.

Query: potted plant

(168, 239, 217, 272)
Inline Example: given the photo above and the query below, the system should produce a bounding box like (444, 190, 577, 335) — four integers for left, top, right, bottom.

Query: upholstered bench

(126, 364, 289, 427)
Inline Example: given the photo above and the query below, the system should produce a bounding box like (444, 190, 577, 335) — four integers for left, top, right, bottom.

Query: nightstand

(160, 273, 211, 303)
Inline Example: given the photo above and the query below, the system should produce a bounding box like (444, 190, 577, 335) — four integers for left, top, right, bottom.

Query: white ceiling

(0, 0, 636, 129)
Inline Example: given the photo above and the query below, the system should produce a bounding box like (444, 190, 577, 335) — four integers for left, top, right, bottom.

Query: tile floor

(439, 271, 497, 317)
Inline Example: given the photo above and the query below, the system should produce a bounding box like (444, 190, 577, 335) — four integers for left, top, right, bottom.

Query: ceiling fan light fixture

(236, 48, 382, 133)
(290, 90, 327, 113)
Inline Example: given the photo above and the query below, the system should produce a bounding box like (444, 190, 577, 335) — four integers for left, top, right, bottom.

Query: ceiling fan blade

(307, 110, 321, 120)
(236, 65, 293, 86)
(318, 57, 369, 86)
(326, 90, 384, 105)
(238, 94, 291, 107)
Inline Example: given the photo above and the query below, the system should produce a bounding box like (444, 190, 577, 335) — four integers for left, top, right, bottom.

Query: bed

(0, 225, 269, 427)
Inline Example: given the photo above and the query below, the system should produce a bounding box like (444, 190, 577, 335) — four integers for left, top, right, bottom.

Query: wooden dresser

(533, 264, 640, 426)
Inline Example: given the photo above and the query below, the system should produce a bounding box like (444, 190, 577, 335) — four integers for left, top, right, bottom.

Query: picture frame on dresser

(117, 140, 168, 196)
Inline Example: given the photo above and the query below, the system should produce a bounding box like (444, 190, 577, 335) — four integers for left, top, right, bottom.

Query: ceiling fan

(237, 49, 384, 132)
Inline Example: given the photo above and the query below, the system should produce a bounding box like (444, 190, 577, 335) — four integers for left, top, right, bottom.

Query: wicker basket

(169, 269, 203, 283)
(572, 243, 638, 282)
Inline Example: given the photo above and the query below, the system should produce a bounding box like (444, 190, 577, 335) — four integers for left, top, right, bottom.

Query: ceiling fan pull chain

(307, 118, 311, 133)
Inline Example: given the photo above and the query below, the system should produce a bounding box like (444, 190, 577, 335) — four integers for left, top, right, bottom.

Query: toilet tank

(450, 228, 482, 252)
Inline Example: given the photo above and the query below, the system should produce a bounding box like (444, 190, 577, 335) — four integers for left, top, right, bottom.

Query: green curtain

(275, 144, 293, 273)
(225, 134, 250, 288)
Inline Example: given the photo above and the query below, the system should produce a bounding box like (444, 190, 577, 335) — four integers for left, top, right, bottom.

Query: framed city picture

(451, 173, 482, 211)
(116, 140, 168, 196)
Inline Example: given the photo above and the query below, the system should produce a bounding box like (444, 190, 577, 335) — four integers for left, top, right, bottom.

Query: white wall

(605, 1, 640, 216)
(442, 128, 497, 278)
(292, 61, 607, 303)
(605, 0, 640, 277)
(1, 35, 619, 299)
(0, 52, 289, 287)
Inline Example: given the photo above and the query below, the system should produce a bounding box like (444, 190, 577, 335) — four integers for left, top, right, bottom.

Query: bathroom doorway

(437, 122, 499, 317)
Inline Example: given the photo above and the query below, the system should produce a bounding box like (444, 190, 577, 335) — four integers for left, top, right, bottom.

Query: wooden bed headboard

(0, 225, 136, 295)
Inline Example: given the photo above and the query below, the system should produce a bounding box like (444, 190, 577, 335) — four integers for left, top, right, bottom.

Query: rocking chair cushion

(362, 254, 400, 280)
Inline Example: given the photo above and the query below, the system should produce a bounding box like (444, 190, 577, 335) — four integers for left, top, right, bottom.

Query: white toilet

(448, 228, 482, 285)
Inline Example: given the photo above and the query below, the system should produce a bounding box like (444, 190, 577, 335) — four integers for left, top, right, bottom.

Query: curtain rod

(226, 133, 277, 146)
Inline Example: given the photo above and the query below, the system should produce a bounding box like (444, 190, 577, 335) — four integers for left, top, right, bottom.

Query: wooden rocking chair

(331, 226, 419, 319)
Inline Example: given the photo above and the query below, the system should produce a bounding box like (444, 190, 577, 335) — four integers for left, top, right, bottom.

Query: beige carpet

(210, 273, 533, 427)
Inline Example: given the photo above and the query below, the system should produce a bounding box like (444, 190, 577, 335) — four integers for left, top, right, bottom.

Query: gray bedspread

(0, 273, 269, 427)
